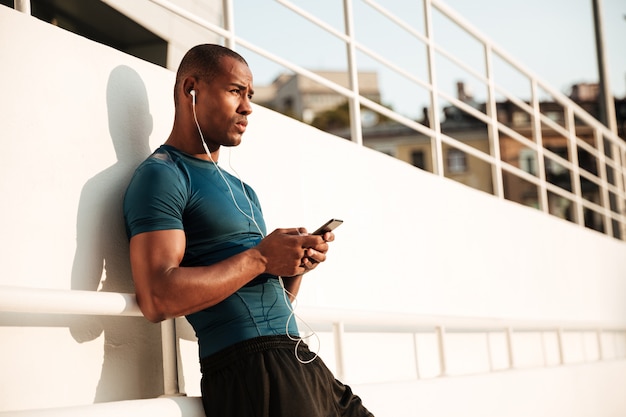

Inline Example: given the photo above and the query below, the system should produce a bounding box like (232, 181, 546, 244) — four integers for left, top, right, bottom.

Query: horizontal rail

(296, 306, 626, 333)
(0, 286, 142, 316)
(2, 286, 624, 333)
(2, 287, 625, 401)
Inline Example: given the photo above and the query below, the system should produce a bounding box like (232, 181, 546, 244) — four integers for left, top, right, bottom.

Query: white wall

(1, 7, 173, 411)
(1, 5, 626, 415)
(235, 111, 626, 322)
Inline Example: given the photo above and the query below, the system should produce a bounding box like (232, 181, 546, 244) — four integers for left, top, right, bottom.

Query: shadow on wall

(69, 65, 161, 402)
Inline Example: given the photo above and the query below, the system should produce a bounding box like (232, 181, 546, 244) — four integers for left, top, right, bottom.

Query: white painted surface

(1, 6, 625, 415)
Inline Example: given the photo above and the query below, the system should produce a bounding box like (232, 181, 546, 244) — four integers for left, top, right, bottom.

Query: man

(124, 44, 373, 416)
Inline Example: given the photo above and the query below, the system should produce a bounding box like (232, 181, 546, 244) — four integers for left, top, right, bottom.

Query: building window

(282, 97, 293, 109)
(512, 111, 530, 126)
(8, 0, 169, 67)
(546, 111, 563, 123)
(446, 149, 467, 173)
(411, 151, 426, 170)
(519, 148, 537, 175)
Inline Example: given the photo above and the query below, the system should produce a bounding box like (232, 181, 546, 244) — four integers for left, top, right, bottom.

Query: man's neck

(164, 135, 220, 162)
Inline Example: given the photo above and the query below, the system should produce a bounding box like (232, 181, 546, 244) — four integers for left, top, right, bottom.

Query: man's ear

(182, 77, 198, 100)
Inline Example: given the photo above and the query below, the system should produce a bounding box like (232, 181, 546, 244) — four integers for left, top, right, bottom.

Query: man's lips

(235, 120, 248, 133)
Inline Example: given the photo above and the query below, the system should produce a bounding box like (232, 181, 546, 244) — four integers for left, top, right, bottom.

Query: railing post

(506, 327, 515, 369)
(564, 106, 585, 226)
(486, 331, 494, 372)
(222, 0, 235, 50)
(597, 329, 604, 360)
(14, 0, 30, 14)
(556, 327, 565, 365)
(530, 79, 549, 215)
(540, 331, 548, 367)
(423, 0, 444, 177)
(484, 44, 504, 199)
(160, 319, 182, 396)
(436, 326, 447, 377)
(413, 332, 421, 379)
(333, 321, 346, 381)
(342, 0, 363, 146)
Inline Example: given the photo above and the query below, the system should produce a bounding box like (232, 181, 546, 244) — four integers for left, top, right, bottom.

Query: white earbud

(190, 89, 196, 104)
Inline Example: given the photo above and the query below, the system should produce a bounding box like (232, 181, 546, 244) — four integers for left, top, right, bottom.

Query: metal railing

(2, 286, 625, 385)
(0, 286, 182, 398)
(13, 0, 30, 14)
(297, 306, 626, 380)
(11, 0, 626, 236)
(141, 0, 625, 240)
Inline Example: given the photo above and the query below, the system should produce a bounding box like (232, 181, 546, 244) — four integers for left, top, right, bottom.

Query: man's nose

(239, 97, 253, 115)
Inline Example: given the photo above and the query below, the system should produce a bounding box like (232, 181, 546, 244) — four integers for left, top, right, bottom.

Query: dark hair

(173, 44, 249, 104)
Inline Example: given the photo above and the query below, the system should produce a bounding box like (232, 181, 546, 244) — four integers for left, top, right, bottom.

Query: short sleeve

(123, 159, 187, 239)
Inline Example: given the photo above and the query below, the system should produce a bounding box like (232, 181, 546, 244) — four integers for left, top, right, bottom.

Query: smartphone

(312, 218, 343, 235)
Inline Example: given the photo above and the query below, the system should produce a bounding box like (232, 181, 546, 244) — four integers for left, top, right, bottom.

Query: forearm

(130, 228, 325, 322)
(133, 246, 267, 322)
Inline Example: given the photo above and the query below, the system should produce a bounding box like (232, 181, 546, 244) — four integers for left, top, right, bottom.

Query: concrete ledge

(0, 396, 204, 417)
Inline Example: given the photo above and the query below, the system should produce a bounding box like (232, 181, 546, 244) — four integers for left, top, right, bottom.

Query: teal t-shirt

(123, 145, 298, 358)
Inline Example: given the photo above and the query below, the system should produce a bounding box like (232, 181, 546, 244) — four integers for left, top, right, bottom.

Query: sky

(232, 0, 626, 120)
(442, 0, 625, 96)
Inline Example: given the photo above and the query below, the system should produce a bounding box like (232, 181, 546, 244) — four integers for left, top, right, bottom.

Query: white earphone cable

(192, 95, 263, 236)
(191, 95, 320, 364)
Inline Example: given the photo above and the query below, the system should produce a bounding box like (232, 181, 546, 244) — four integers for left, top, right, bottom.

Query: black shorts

(200, 335, 374, 417)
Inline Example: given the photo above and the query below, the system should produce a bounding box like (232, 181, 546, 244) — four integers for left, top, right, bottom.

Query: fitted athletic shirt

(124, 145, 298, 358)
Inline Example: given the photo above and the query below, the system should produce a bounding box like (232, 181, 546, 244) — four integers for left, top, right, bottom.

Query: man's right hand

(255, 228, 328, 277)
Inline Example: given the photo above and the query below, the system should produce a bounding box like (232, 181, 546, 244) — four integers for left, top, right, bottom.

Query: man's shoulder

(143, 145, 178, 166)
(126, 147, 189, 193)
(133, 146, 184, 175)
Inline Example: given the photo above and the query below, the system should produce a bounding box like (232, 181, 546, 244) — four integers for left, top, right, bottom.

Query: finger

(305, 248, 326, 264)
(300, 235, 325, 248)
(299, 257, 317, 273)
(283, 228, 304, 236)
(298, 259, 311, 273)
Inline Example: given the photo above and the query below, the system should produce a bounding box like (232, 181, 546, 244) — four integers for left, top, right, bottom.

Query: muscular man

(124, 44, 373, 416)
